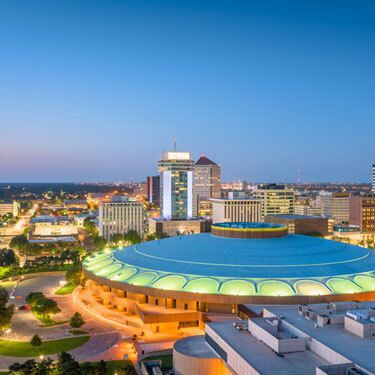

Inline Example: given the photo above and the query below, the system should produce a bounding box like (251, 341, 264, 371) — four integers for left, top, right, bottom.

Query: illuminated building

(0, 200, 20, 217)
(83, 222, 375, 333)
(211, 198, 262, 223)
(146, 176, 160, 206)
(158, 151, 194, 220)
(253, 184, 295, 219)
(350, 195, 375, 232)
(193, 156, 221, 216)
(373, 164, 375, 193)
(98, 196, 144, 241)
(320, 192, 350, 224)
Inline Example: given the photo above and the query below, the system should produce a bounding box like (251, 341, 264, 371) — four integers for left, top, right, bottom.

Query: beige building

(319, 192, 350, 224)
(0, 201, 21, 217)
(193, 156, 221, 216)
(253, 185, 295, 219)
(99, 197, 144, 241)
(211, 198, 262, 224)
(148, 218, 205, 237)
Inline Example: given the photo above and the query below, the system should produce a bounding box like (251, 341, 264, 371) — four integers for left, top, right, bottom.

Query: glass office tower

(158, 152, 194, 220)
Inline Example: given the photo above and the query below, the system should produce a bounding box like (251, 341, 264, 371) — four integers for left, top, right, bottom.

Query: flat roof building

(265, 214, 333, 236)
(211, 198, 262, 224)
(349, 195, 375, 232)
(174, 301, 375, 374)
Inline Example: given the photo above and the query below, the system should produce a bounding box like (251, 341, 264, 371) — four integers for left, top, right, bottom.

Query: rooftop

(207, 321, 327, 374)
(174, 335, 219, 358)
(195, 155, 218, 166)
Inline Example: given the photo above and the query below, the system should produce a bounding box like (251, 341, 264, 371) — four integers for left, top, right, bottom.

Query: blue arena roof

(83, 233, 375, 297)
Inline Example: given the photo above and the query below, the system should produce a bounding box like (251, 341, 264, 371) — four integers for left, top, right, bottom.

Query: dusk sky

(1, 0, 374, 183)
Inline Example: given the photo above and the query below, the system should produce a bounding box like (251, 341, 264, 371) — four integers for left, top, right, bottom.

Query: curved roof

(83, 233, 375, 297)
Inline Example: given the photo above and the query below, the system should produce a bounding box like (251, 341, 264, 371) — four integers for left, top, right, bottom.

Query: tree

(110, 233, 124, 245)
(26, 292, 60, 319)
(83, 218, 98, 238)
(9, 234, 28, 251)
(0, 287, 14, 331)
(66, 264, 82, 285)
(70, 312, 85, 329)
(93, 236, 107, 251)
(0, 249, 18, 267)
(58, 352, 81, 375)
(125, 230, 141, 245)
(30, 334, 42, 347)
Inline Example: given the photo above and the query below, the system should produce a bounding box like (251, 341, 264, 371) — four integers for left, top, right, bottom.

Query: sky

(0, 0, 374, 183)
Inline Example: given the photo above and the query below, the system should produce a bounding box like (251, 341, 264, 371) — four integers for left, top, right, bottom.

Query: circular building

(83, 223, 375, 331)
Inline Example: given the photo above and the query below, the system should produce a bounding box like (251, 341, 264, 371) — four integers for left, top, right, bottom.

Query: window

(173, 299, 177, 308)
(155, 299, 159, 306)
(184, 303, 188, 310)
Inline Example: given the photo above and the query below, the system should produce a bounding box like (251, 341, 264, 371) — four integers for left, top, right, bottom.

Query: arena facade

(83, 223, 375, 333)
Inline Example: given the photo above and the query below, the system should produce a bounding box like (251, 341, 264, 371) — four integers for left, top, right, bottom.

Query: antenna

(173, 139, 177, 152)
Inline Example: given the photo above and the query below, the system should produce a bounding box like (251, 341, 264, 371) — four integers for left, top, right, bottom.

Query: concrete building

(211, 198, 262, 224)
(193, 156, 221, 216)
(146, 175, 160, 206)
(266, 214, 333, 236)
(174, 301, 375, 375)
(98, 196, 144, 241)
(319, 192, 350, 224)
(0, 201, 21, 217)
(294, 203, 321, 216)
(253, 184, 295, 219)
(372, 163, 375, 193)
(349, 195, 375, 232)
(158, 151, 194, 220)
(149, 218, 206, 237)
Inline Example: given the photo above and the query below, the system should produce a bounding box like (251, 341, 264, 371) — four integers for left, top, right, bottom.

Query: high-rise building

(211, 198, 262, 223)
(193, 156, 221, 200)
(253, 184, 295, 219)
(193, 155, 221, 216)
(99, 196, 144, 241)
(158, 151, 194, 220)
(146, 176, 160, 206)
(372, 164, 375, 193)
(0, 201, 21, 217)
(349, 195, 375, 232)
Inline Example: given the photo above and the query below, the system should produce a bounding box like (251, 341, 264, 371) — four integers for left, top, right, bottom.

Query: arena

(83, 223, 375, 332)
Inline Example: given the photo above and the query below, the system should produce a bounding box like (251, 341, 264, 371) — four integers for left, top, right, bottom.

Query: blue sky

(1, 0, 374, 182)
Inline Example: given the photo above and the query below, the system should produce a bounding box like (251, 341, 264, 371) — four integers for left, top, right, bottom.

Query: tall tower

(372, 164, 375, 193)
(158, 150, 194, 220)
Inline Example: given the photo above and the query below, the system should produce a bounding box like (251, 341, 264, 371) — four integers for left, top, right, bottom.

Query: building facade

(146, 175, 160, 206)
(193, 156, 221, 216)
(253, 185, 295, 219)
(98, 197, 144, 241)
(211, 198, 262, 224)
(158, 151, 194, 220)
(0, 201, 21, 217)
(372, 164, 375, 193)
(349, 195, 375, 232)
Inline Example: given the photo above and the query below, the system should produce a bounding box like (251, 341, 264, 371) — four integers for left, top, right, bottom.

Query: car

(17, 305, 31, 311)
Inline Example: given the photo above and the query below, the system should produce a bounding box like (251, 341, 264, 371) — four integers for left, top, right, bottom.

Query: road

(0, 274, 122, 372)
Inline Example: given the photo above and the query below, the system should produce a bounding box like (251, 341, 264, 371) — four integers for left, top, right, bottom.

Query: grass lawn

(31, 310, 69, 327)
(70, 329, 88, 335)
(142, 354, 173, 370)
(55, 281, 78, 295)
(0, 336, 90, 357)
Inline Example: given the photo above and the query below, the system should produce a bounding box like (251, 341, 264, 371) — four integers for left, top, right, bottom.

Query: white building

(211, 198, 262, 224)
(158, 151, 194, 220)
(99, 196, 144, 241)
(319, 191, 350, 224)
(0, 201, 21, 217)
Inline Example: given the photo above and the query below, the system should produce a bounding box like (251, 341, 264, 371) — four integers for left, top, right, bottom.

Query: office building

(319, 192, 350, 224)
(98, 196, 144, 241)
(372, 164, 375, 193)
(158, 151, 194, 220)
(173, 302, 375, 375)
(211, 198, 262, 224)
(349, 195, 375, 232)
(253, 184, 295, 219)
(146, 175, 160, 206)
(193, 156, 221, 200)
(0, 201, 21, 217)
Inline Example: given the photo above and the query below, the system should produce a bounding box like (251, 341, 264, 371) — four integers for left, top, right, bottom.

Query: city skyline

(1, 0, 374, 182)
